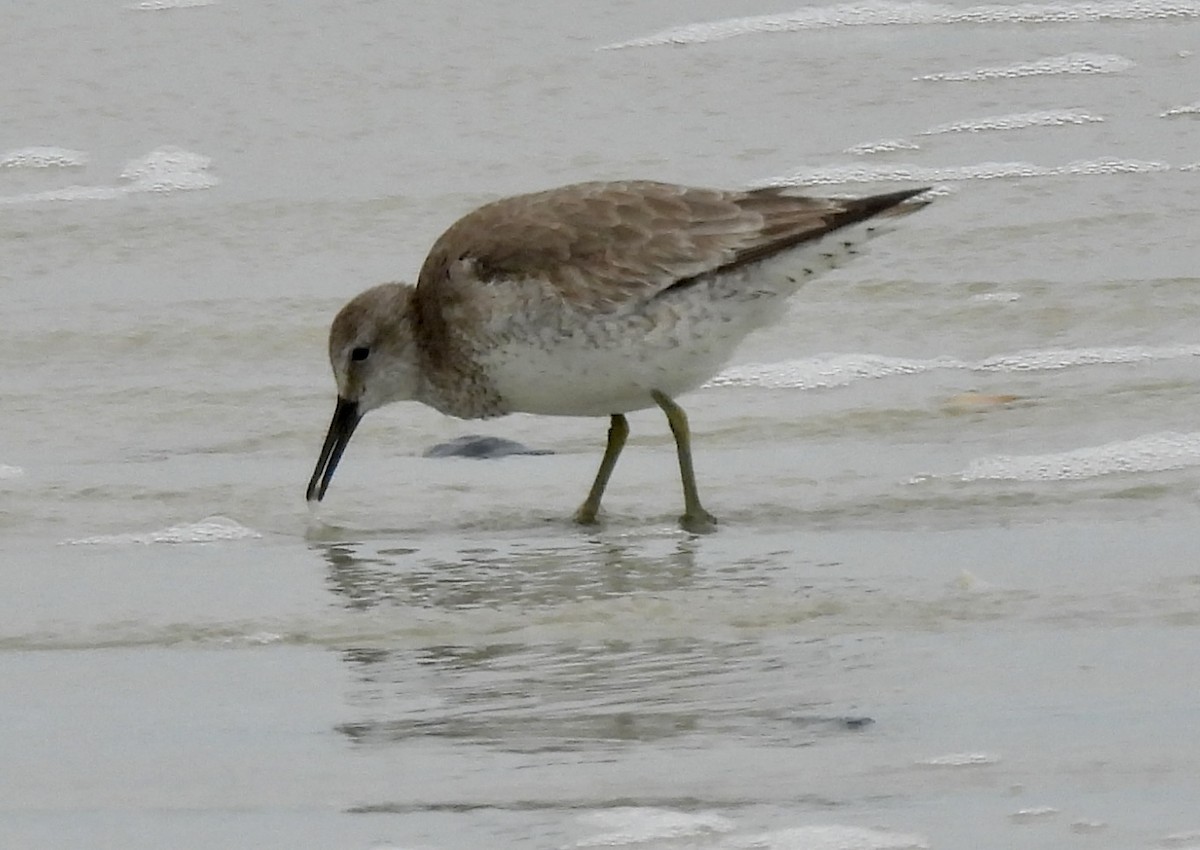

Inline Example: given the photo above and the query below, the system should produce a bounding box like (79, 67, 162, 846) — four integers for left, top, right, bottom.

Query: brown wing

(414, 180, 926, 315)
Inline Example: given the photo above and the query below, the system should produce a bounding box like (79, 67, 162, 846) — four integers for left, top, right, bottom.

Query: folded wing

(416, 180, 927, 312)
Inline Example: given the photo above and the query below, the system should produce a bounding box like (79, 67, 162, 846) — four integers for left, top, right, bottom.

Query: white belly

(483, 314, 743, 415)
(478, 220, 896, 416)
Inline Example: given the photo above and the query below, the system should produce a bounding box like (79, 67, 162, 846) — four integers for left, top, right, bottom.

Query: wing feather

(414, 180, 926, 322)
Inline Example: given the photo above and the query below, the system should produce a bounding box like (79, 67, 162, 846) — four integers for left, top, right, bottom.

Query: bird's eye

(350, 346, 370, 362)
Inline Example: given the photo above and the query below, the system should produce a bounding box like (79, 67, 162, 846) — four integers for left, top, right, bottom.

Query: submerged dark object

(840, 716, 875, 730)
(422, 435, 554, 459)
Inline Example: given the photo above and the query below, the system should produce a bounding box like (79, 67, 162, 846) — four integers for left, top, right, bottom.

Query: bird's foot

(573, 504, 601, 526)
(679, 508, 718, 534)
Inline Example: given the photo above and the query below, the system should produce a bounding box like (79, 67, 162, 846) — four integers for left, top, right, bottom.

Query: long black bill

(306, 397, 363, 502)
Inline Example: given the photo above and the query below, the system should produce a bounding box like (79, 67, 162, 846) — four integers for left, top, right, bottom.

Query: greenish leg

(574, 413, 629, 525)
(651, 390, 718, 534)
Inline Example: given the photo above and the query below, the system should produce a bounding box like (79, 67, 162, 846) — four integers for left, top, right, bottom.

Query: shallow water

(3, 1, 1200, 848)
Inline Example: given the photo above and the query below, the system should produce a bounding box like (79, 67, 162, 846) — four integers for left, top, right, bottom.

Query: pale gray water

(3, 1, 1200, 848)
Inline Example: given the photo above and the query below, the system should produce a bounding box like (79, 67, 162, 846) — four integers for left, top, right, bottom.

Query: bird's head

(306, 283, 420, 503)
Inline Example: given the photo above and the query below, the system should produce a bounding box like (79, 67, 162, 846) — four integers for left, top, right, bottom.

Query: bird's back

(415, 180, 926, 309)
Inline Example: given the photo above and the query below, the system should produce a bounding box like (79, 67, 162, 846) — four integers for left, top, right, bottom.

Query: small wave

(119, 147, 220, 192)
(916, 52, 1133, 81)
(958, 431, 1200, 482)
(575, 809, 735, 847)
(708, 345, 1200, 389)
(0, 146, 88, 168)
(920, 108, 1106, 134)
(1161, 100, 1200, 117)
(846, 109, 1103, 157)
(119, 147, 219, 192)
(1011, 807, 1061, 822)
(231, 631, 288, 646)
(0, 146, 217, 205)
(0, 464, 25, 480)
(1161, 830, 1200, 847)
(0, 186, 129, 204)
(737, 825, 929, 850)
(844, 138, 922, 155)
(709, 354, 954, 390)
(919, 751, 1001, 766)
(972, 345, 1200, 371)
(63, 516, 262, 545)
(970, 291, 1022, 303)
(127, 0, 216, 9)
(601, 0, 1200, 48)
(754, 156, 1170, 187)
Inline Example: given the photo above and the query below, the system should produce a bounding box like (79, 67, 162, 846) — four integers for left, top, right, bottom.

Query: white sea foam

(0, 186, 129, 204)
(601, 0, 1200, 48)
(0, 464, 25, 480)
(1161, 100, 1200, 117)
(845, 138, 922, 155)
(575, 808, 735, 846)
(710, 354, 951, 390)
(754, 156, 1170, 187)
(0, 146, 218, 205)
(127, 0, 216, 9)
(920, 108, 1106, 134)
(958, 432, 1200, 482)
(919, 751, 1001, 766)
(733, 824, 929, 850)
(972, 345, 1200, 371)
(917, 52, 1133, 81)
(970, 291, 1022, 303)
(234, 632, 287, 646)
(64, 516, 262, 545)
(708, 345, 1200, 389)
(120, 148, 216, 190)
(119, 147, 219, 192)
(1010, 807, 1061, 822)
(0, 147, 89, 168)
(846, 109, 1103, 156)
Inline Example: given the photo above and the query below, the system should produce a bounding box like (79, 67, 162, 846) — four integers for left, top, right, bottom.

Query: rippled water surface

(3, 1, 1200, 848)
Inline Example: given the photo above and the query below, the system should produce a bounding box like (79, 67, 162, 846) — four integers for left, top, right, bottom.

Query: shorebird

(306, 180, 929, 532)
